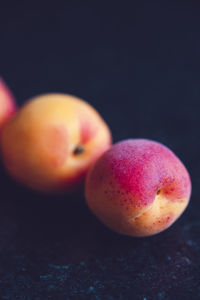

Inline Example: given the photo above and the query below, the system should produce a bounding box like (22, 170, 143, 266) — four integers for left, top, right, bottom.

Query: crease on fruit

(126, 193, 188, 224)
(126, 200, 155, 221)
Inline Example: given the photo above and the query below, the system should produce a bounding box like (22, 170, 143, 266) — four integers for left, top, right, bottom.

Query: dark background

(0, 1, 200, 299)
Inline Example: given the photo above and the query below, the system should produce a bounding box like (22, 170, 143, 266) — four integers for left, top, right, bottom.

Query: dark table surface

(0, 1, 200, 299)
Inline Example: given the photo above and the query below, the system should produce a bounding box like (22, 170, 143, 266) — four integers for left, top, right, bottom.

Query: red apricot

(85, 139, 191, 237)
(0, 78, 16, 130)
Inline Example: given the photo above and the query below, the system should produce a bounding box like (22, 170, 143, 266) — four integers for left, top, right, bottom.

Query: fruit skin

(0, 78, 16, 130)
(85, 139, 191, 237)
(1, 94, 111, 194)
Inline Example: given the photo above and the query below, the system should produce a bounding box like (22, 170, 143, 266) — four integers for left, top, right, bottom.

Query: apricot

(85, 139, 191, 237)
(1, 94, 111, 193)
(0, 78, 16, 130)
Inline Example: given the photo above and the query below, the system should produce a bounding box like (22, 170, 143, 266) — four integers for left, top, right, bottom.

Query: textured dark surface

(0, 1, 200, 299)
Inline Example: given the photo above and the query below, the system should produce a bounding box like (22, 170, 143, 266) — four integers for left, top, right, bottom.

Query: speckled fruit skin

(1, 94, 111, 194)
(85, 139, 191, 237)
(0, 78, 16, 130)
